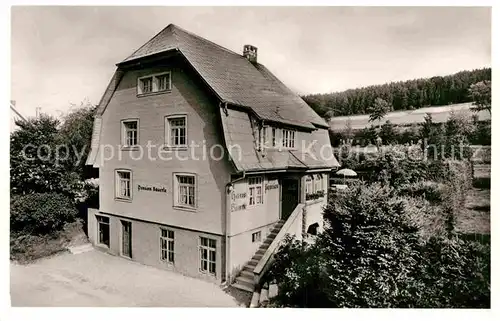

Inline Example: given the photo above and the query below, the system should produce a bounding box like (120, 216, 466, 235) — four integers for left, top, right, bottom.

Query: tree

(368, 98, 391, 128)
(379, 120, 397, 145)
(420, 113, 445, 160)
(344, 118, 354, 145)
(302, 68, 491, 117)
(57, 102, 97, 178)
(10, 114, 67, 195)
(444, 112, 472, 161)
(469, 80, 491, 114)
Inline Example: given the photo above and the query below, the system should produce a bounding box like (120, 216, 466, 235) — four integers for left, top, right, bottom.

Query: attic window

(137, 72, 171, 95)
(282, 129, 296, 149)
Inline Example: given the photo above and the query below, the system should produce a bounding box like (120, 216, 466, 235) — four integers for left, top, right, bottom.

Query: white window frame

(96, 214, 110, 248)
(248, 176, 264, 206)
(282, 129, 296, 149)
(271, 127, 277, 147)
(305, 175, 313, 195)
(160, 228, 175, 264)
(115, 169, 132, 201)
(199, 237, 217, 275)
(165, 115, 188, 149)
(173, 173, 197, 210)
(138, 76, 153, 95)
(121, 119, 139, 147)
(137, 72, 171, 95)
(314, 174, 323, 193)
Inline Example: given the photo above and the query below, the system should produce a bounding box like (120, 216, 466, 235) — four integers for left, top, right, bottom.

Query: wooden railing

(253, 203, 305, 285)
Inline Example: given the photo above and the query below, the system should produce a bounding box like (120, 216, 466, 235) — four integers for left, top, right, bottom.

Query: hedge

(11, 193, 78, 235)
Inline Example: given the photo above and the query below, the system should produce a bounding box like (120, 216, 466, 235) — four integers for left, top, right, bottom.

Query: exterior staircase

(231, 220, 285, 293)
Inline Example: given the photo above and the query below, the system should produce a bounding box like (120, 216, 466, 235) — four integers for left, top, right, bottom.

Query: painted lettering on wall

(230, 182, 248, 212)
(265, 179, 279, 192)
(265, 183, 279, 191)
(138, 184, 168, 193)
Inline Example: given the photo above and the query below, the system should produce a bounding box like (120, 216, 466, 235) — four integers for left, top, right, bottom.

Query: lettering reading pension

(138, 184, 167, 193)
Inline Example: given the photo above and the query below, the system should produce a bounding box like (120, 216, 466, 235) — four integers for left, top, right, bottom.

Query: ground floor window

(121, 220, 132, 258)
(97, 215, 110, 247)
(252, 231, 261, 243)
(306, 174, 325, 201)
(199, 237, 216, 275)
(160, 229, 175, 264)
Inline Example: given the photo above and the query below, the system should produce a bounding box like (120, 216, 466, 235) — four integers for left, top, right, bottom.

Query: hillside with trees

(302, 68, 491, 119)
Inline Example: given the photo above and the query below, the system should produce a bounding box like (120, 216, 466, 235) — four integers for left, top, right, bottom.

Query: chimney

(243, 45, 258, 63)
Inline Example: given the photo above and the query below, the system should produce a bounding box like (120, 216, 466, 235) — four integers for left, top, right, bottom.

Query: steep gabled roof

(119, 24, 328, 129)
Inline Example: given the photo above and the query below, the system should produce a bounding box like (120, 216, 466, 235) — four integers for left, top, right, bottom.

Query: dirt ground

(10, 250, 243, 307)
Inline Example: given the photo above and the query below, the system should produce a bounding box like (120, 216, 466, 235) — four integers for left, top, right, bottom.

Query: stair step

(247, 259, 259, 266)
(236, 276, 255, 289)
(260, 242, 272, 250)
(243, 265, 255, 272)
(232, 282, 254, 293)
(256, 248, 267, 255)
(240, 269, 254, 278)
(252, 253, 263, 260)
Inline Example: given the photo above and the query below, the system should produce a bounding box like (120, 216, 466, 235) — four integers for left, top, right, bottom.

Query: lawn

(457, 188, 490, 235)
(456, 163, 490, 237)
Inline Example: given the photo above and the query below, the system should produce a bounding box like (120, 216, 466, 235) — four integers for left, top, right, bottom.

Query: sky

(11, 6, 491, 119)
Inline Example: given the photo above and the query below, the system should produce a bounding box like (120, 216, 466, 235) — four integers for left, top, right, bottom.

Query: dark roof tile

(120, 24, 328, 129)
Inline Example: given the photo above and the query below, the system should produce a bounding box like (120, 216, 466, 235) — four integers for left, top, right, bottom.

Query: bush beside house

(10, 102, 97, 262)
(266, 183, 490, 308)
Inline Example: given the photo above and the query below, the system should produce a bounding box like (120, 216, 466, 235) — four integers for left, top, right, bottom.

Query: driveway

(10, 250, 242, 307)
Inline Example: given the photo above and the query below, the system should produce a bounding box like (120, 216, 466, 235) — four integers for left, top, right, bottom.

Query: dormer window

(282, 129, 296, 149)
(263, 126, 297, 149)
(137, 72, 171, 95)
(140, 77, 153, 94)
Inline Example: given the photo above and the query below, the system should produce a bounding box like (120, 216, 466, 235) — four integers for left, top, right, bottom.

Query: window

(165, 116, 187, 148)
(121, 120, 138, 147)
(97, 215, 110, 247)
(260, 126, 268, 150)
(174, 174, 196, 208)
(200, 237, 216, 275)
(115, 170, 132, 200)
(140, 77, 153, 94)
(248, 176, 263, 206)
(271, 128, 277, 147)
(252, 231, 261, 243)
(157, 74, 170, 91)
(314, 174, 323, 192)
(282, 129, 296, 149)
(121, 221, 132, 258)
(137, 72, 171, 95)
(305, 175, 313, 195)
(160, 229, 175, 264)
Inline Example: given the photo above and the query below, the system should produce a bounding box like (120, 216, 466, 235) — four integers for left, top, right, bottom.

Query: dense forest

(302, 68, 491, 119)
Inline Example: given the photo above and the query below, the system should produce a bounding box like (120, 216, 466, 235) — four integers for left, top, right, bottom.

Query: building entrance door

(281, 178, 299, 221)
(121, 220, 132, 258)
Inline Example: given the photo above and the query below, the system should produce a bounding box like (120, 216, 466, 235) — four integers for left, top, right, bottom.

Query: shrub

(11, 193, 78, 235)
(397, 181, 446, 204)
(416, 236, 490, 308)
(266, 183, 490, 308)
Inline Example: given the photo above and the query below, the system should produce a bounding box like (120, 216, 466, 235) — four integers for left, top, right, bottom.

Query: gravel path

(11, 250, 242, 307)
